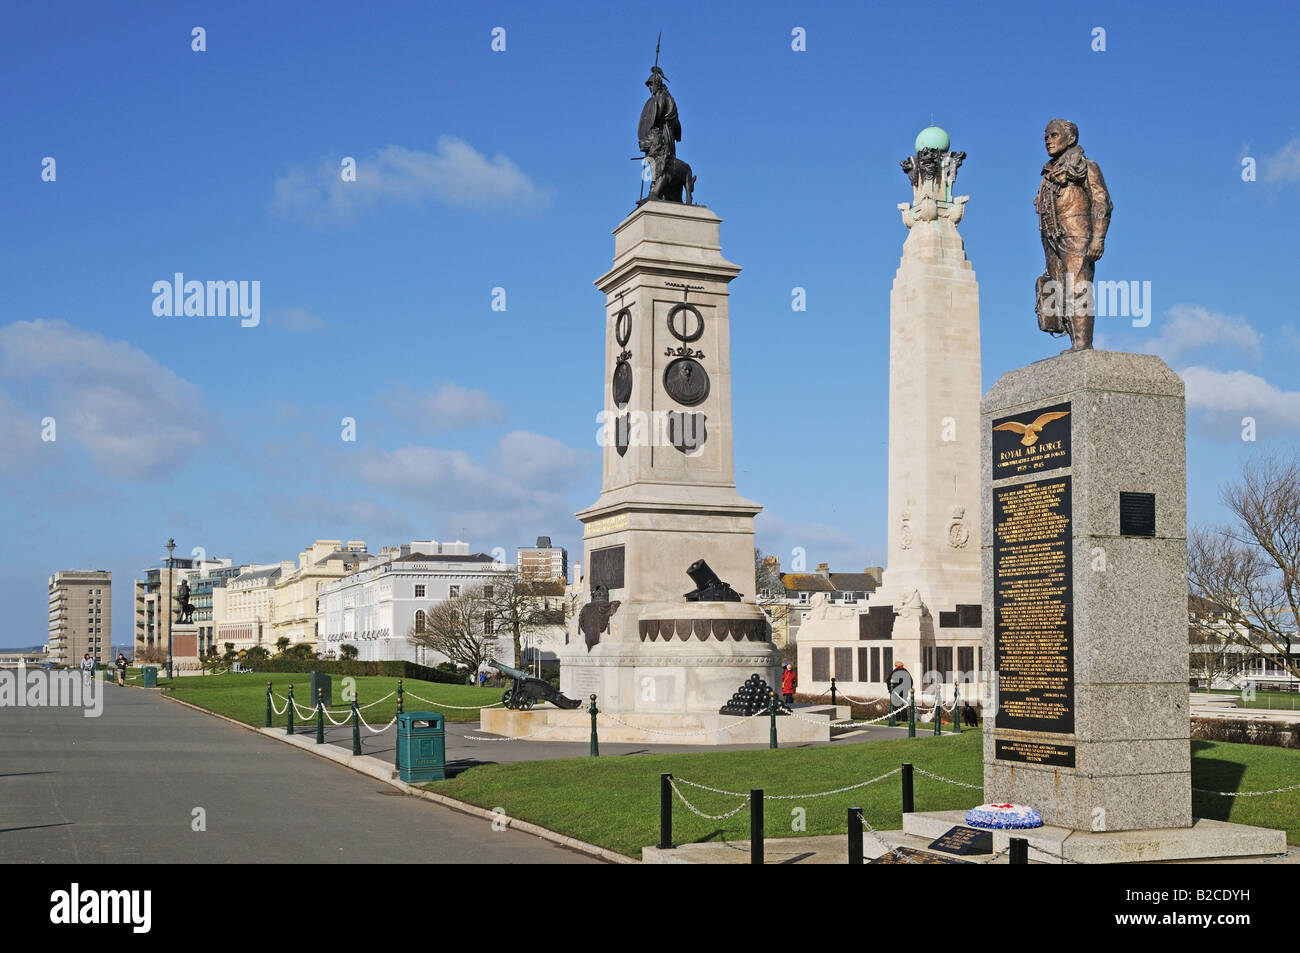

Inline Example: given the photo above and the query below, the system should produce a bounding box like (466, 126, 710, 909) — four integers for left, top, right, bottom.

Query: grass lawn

(437, 731, 984, 857)
(432, 732, 1300, 857)
(154, 672, 504, 725)
(1190, 739, 1300, 839)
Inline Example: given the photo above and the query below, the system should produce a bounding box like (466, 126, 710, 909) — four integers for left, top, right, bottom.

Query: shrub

(243, 658, 463, 684)
(1191, 717, 1298, 749)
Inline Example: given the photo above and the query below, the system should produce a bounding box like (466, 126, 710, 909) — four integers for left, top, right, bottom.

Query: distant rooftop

(395, 552, 497, 564)
(234, 566, 283, 583)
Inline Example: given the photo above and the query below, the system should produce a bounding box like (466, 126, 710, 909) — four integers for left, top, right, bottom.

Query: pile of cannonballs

(718, 673, 786, 716)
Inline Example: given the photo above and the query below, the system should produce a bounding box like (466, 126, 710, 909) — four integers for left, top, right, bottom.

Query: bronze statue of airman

(1034, 119, 1112, 350)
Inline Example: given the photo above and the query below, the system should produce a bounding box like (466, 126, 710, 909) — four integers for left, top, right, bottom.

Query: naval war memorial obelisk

(794, 125, 983, 701)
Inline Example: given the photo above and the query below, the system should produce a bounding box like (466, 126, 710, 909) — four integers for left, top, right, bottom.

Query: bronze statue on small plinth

(1034, 119, 1112, 351)
(175, 579, 195, 624)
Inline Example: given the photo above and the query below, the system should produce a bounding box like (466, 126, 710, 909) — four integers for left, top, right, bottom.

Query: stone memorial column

(559, 200, 778, 713)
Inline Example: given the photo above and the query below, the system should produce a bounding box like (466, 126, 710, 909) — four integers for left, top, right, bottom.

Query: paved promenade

(0, 681, 595, 864)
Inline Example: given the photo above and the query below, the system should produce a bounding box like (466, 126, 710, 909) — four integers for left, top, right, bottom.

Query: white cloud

(384, 382, 506, 433)
(754, 511, 879, 572)
(0, 319, 205, 478)
(1135, 304, 1262, 363)
(1182, 366, 1300, 438)
(1262, 138, 1300, 186)
(1281, 323, 1300, 351)
(489, 430, 588, 491)
(0, 386, 45, 473)
(353, 430, 588, 540)
(272, 307, 326, 332)
(272, 138, 550, 223)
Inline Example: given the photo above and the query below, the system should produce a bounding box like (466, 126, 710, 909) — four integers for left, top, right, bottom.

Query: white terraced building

(316, 541, 512, 664)
(214, 564, 282, 652)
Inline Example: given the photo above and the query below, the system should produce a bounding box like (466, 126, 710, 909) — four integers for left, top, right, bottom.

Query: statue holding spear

(634, 33, 695, 204)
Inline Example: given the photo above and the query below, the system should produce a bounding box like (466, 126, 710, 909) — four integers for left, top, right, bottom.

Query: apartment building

(517, 536, 568, 583)
(47, 570, 112, 666)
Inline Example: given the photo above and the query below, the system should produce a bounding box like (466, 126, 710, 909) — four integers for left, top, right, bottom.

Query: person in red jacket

(780, 663, 797, 706)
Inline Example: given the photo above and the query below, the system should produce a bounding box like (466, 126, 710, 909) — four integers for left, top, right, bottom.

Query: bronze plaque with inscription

(993, 476, 1074, 736)
(589, 545, 625, 591)
(992, 401, 1071, 478)
(928, 826, 994, 856)
(995, 739, 1076, 768)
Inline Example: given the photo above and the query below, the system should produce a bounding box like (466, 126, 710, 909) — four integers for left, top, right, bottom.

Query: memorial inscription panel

(590, 545, 626, 591)
(928, 826, 994, 856)
(993, 475, 1075, 742)
(995, 738, 1077, 768)
(1119, 491, 1156, 538)
(992, 401, 1071, 478)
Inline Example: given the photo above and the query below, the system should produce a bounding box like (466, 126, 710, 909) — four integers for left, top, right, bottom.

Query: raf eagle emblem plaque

(992, 402, 1071, 477)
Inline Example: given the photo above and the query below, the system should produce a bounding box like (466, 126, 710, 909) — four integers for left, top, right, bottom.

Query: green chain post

(588, 694, 599, 757)
(315, 688, 325, 744)
(395, 681, 404, 772)
(265, 681, 272, 728)
(908, 689, 916, 738)
(286, 684, 295, 735)
(351, 698, 361, 755)
(768, 691, 778, 749)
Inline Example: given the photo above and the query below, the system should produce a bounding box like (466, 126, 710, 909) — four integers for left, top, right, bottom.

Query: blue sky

(2, 0, 1299, 644)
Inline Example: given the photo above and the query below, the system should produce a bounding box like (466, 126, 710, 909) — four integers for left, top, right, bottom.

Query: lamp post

(165, 538, 175, 680)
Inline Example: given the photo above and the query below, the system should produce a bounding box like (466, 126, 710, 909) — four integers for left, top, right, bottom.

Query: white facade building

(317, 541, 511, 664)
(215, 564, 282, 652)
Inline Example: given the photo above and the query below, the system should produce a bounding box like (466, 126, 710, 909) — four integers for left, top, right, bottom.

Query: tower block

(881, 127, 984, 691)
(559, 200, 779, 713)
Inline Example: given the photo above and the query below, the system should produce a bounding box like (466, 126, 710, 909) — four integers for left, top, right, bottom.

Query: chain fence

(403, 690, 504, 711)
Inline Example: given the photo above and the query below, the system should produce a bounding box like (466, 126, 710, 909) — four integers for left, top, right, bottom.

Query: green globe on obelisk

(914, 124, 950, 152)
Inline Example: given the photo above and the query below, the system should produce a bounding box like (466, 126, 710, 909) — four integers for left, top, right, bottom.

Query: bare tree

(755, 548, 789, 648)
(135, 644, 168, 665)
(408, 585, 496, 672)
(484, 573, 566, 669)
(1188, 453, 1300, 683)
(755, 548, 785, 598)
(1188, 596, 1245, 688)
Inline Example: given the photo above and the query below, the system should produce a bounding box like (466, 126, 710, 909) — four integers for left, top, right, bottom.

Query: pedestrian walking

(115, 653, 128, 686)
(80, 653, 95, 683)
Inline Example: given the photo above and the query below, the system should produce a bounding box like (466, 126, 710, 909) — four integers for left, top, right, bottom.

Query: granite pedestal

(980, 349, 1191, 831)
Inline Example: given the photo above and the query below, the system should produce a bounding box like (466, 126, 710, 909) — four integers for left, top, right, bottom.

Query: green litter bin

(142, 666, 158, 688)
(397, 711, 446, 783)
